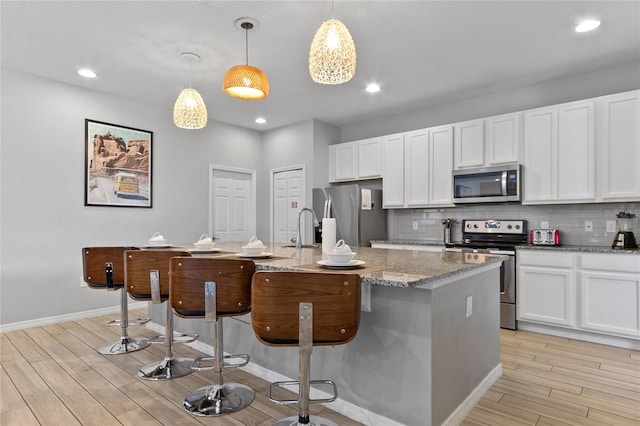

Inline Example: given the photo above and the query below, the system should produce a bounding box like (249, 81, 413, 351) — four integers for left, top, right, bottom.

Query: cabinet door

(518, 265, 575, 327)
(357, 137, 383, 179)
(454, 119, 485, 169)
(486, 113, 521, 165)
(330, 142, 357, 182)
(429, 125, 454, 205)
(579, 271, 640, 338)
(382, 134, 405, 208)
(599, 90, 640, 201)
(405, 129, 430, 207)
(557, 101, 595, 201)
(523, 107, 557, 203)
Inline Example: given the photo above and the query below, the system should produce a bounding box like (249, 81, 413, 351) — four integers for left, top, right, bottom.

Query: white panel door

(382, 133, 405, 208)
(486, 113, 521, 165)
(454, 119, 484, 169)
(211, 168, 255, 242)
(429, 125, 454, 205)
(272, 168, 303, 244)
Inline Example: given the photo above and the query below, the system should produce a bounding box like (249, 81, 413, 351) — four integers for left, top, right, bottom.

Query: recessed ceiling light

(255, 117, 266, 124)
(575, 19, 600, 33)
(78, 68, 97, 78)
(366, 83, 381, 93)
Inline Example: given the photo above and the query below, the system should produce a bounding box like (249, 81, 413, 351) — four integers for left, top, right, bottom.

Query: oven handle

(488, 249, 516, 255)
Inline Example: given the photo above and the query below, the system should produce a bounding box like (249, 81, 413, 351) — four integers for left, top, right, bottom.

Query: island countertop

(185, 242, 505, 289)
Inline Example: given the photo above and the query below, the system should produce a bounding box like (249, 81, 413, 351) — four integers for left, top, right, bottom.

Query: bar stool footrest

(147, 335, 165, 344)
(106, 316, 151, 327)
(268, 379, 337, 405)
(191, 353, 250, 371)
(138, 357, 195, 380)
(173, 332, 198, 344)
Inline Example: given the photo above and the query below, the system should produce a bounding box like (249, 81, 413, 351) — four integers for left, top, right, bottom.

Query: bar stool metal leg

(184, 282, 254, 415)
(138, 300, 195, 380)
(98, 285, 150, 355)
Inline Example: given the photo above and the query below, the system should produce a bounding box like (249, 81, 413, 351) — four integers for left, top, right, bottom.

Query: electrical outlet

(465, 295, 472, 318)
(584, 221, 593, 232)
(80, 275, 87, 287)
(541, 221, 549, 229)
(606, 220, 617, 233)
(412, 221, 418, 230)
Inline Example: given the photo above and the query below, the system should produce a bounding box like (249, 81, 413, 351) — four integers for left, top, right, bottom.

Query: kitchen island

(148, 243, 505, 426)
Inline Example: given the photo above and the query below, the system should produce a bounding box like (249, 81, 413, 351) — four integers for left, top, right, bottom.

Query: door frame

(209, 164, 257, 240)
(270, 164, 306, 243)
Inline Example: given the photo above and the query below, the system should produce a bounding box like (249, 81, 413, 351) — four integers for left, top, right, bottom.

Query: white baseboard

(518, 322, 640, 350)
(0, 302, 148, 333)
(149, 321, 500, 426)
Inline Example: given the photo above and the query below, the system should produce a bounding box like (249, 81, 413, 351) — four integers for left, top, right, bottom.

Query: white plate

(143, 244, 173, 248)
(317, 259, 366, 269)
(188, 248, 221, 253)
(235, 252, 273, 259)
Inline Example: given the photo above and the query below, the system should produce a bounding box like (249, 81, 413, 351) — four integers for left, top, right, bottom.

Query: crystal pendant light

(173, 52, 208, 129)
(223, 18, 269, 100)
(309, 3, 356, 85)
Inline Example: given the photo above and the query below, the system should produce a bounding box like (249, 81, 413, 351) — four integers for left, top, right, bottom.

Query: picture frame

(85, 119, 153, 208)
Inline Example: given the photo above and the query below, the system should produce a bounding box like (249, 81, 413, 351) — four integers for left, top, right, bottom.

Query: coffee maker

(611, 213, 638, 249)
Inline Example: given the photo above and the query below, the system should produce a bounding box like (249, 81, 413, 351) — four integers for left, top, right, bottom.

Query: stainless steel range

(444, 219, 528, 330)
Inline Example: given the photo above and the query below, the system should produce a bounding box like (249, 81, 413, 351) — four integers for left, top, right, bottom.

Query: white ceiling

(2, 1, 639, 131)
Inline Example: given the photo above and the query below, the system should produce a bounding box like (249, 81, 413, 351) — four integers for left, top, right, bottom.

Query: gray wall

(0, 69, 262, 325)
(341, 61, 640, 142)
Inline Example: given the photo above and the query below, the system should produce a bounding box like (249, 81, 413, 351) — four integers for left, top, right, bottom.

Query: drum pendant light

(173, 52, 208, 129)
(309, 2, 356, 85)
(223, 18, 269, 100)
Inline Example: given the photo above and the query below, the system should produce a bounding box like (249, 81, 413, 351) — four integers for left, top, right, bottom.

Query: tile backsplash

(388, 202, 640, 246)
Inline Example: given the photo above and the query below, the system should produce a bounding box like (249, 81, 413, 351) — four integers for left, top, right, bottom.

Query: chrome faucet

(296, 207, 320, 249)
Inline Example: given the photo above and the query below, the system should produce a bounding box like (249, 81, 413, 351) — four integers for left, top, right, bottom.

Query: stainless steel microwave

(453, 164, 521, 204)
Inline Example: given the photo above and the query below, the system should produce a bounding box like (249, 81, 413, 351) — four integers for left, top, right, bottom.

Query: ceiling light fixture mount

(173, 51, 208, 130)
(223, 17, 269, 100)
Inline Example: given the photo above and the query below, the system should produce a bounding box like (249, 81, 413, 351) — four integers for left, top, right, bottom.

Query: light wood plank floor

(1, 308, 638, 425)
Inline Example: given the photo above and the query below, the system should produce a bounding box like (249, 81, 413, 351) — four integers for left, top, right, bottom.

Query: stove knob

(515, 224, 521, 230)
(507, 224, 513, 229)
(473, 224, 478, 229)
(473, 254, 479, 260)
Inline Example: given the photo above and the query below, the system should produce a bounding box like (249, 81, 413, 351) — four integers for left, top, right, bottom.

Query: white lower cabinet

(517, 252, 575, 327)
(578, 254, 640, 338)
(518, 250, 640, 340)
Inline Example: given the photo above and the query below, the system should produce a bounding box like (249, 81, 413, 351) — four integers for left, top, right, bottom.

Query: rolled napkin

(322, 218, 336, 253)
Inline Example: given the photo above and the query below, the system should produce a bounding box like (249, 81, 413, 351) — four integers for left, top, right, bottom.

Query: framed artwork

(85, 119, 153, 208)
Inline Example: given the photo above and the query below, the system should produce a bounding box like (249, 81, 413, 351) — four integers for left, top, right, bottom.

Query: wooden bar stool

(251, 271, 361, 426)
(124, 249, 197, 380)
(170, 256, 255, 416)
(82, 246, 151, 355)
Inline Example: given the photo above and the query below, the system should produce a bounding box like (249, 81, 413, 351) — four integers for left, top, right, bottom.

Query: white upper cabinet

(454, 119, 484, 168)
(454, 113, 522, 170)
(329, 137, 383, 182)
(523, 100, 595, 204)
(383, 126, 454, 208)
(598, 90, 640, 201)
(357, 137, 383, 179)
(382, 133, 405, 208)
(486, 113, 522, 166)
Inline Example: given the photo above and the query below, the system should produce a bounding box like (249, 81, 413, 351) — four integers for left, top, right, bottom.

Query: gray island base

(148, 244, 504, 426)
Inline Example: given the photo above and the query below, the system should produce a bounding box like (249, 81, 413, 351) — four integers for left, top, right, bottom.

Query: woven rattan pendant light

(173, 52, 208, 129)
(309, 2, 356, 85)
(223, 18, 269, 100)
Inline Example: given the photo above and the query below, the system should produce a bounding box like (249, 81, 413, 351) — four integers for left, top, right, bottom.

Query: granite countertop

(183, 242, 504, 289)
(517, 245, 640, 255)
(371, 240, 445, 247)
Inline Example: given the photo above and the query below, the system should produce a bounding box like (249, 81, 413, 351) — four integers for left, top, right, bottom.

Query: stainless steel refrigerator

(312, 185, 387, 249)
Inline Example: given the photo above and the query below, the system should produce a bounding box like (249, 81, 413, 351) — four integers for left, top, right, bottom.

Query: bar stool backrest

(82, 246, 139, 289)
(124, 250, 190, 301)
(170, 257, 254, 318)
(251, 271, 361, 347)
